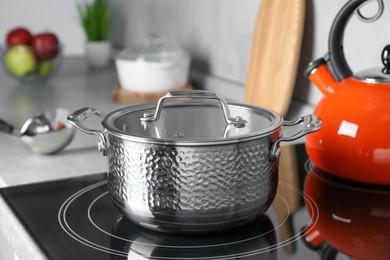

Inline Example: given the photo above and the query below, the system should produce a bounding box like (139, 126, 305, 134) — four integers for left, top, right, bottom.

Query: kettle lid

(354, 45, 390, 83)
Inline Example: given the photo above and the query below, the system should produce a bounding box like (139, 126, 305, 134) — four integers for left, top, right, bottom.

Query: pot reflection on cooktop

(57, 178, 316, 259)
(110, 215, 276, 259)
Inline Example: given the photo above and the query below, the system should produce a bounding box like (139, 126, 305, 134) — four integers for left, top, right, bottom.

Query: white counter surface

(0, 58, 126, 260)
(0, 58, 128, 188)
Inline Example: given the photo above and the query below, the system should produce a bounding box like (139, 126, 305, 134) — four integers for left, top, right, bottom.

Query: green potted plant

(77, 0, 114, 67)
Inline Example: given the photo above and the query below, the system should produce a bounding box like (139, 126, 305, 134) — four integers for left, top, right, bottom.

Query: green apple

(37, 59, 54, 76)
(5, 45, 37, 77)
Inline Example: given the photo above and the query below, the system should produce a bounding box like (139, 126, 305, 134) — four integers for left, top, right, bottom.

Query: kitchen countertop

(0, 58, 126, 260)
(0, 58, 127, 188)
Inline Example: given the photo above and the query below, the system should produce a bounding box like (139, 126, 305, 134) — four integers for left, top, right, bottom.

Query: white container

(115, 38, 191, 93)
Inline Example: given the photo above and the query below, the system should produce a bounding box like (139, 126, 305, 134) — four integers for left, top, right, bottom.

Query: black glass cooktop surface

(1, 144, 389, 260)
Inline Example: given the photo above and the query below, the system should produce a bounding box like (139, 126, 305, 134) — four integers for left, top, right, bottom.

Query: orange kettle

(305, 0, 390, 184)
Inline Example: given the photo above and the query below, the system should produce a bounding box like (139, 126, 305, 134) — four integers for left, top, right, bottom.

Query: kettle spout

(304, 58, 340, 95)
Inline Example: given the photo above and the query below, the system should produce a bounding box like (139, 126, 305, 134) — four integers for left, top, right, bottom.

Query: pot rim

(101, 101, 284, 146)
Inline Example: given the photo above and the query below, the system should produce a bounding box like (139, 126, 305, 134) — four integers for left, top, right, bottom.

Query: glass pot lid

(102, 91, 282, 145)
(115, 34, 190, 64)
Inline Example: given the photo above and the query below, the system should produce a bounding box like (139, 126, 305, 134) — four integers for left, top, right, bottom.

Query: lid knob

(382, 45, 390, 74)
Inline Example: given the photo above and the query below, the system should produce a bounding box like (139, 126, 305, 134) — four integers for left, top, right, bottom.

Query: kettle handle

(328, 0, 384, 81)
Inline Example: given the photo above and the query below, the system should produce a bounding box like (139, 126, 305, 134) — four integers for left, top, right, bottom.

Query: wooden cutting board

(244, 0, 306, 254)
(245, 0, 306, 116)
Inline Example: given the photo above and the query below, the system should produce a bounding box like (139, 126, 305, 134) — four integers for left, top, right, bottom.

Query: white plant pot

(85, 41, 111, 68)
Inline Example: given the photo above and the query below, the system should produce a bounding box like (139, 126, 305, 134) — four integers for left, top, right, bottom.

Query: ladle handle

(0, 118, 14, 134)
(67, 107, 108, 155)
(329, 0, 384, 81)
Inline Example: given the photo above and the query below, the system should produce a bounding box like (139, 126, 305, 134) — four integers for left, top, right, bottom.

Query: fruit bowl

(0, 44, 62, 84)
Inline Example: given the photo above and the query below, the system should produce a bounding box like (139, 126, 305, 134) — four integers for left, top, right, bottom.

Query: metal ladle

(0, 108, 75, 154)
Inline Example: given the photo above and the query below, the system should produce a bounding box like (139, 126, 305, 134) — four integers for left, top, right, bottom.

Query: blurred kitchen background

(0, 0, 389, 113)
(0, 2, 388, 259)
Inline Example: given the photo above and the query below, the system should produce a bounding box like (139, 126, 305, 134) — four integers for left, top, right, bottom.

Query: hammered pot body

(67, 91, 321, 234)
(107, 133, 279, 233)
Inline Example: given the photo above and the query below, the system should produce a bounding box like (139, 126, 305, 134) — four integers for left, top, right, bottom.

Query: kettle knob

(382, 45, 390, 74)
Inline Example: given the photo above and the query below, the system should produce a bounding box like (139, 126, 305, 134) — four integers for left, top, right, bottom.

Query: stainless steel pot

(68, 90, 321, 234)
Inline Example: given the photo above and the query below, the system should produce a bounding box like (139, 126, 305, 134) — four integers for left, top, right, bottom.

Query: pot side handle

(67, 107, 108, 156)
(270, 114, 321, 161)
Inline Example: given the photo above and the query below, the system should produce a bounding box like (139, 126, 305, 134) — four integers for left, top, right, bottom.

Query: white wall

(1, 0, 389, 107)
(108, 0, 260, 88)
(108, 0, 390, 107)
(0, 0, 86, 56)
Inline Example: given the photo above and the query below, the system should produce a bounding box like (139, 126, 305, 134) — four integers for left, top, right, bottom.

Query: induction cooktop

(1, 144, 389, 260)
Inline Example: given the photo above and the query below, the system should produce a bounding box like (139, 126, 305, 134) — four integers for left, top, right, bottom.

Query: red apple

(31, 33, 59, 60)
(6, 27, 32, 47)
